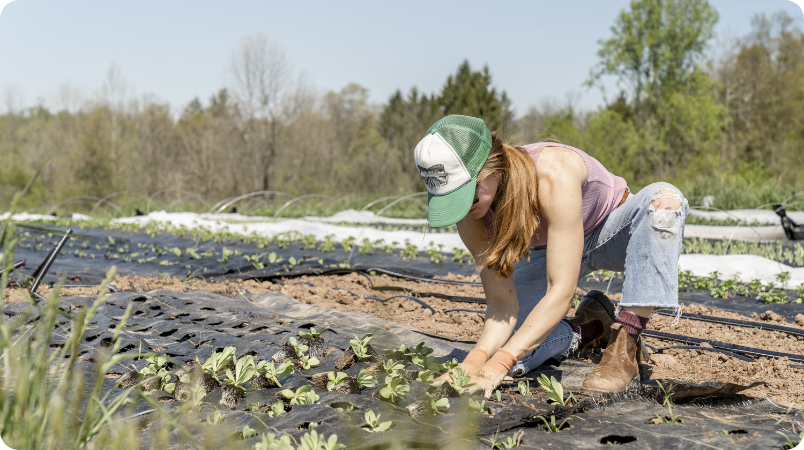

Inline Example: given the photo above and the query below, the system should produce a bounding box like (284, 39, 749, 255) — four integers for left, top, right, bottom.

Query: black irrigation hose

(411, 329, 478, 344)
(372, 286, 487, 304)
(30, 229, 72, 296)
(443, 308, 486, 314)
(642, 329, 804, 363)
(655, 310, 804, 338)
(363, 267, 482, 287)
(363, 295, 435, 314)
(651, 345, 755, 362)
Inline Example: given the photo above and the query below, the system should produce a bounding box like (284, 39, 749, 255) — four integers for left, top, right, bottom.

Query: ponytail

(477, 133, 540, 278)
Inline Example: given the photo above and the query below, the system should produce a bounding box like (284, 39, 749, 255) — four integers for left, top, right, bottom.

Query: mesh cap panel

(427, 115, 491, 176)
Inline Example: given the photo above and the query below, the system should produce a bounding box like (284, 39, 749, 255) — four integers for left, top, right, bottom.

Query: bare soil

(7, 272, 804, 406)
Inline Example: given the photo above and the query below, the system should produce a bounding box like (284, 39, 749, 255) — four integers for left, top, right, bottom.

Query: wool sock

(616, 310, 650, 336)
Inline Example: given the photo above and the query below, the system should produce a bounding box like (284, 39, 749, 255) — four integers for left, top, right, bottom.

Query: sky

(0, 0, 802, 116)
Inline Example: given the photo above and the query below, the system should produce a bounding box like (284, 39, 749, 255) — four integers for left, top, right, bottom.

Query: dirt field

(7, 272, 804, 406)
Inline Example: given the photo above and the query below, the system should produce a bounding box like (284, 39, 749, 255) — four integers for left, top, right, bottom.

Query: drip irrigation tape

(655, 310, 804, 338)
(370, 286, 486, 304)
(652, 345, 755, 362)
(293, 281, 315, 287)
(331, 287, 359, 297)
(0, 260, 25, 276)
(642, 329, 804, 363)
(363, 295, 435, 314)
(443, 308, 486, 314)
(410, 329, 478, 344)
(30, 229, 72, 295)
(363, 267, 482, 286)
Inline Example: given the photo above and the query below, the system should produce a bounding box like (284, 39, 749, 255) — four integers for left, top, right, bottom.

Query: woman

(415, 115, 688, 398)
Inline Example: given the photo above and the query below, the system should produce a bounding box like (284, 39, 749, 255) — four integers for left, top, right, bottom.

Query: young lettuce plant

(281, 385, 320, 405)
(221, 354, 256, 408)
(297, 430, 345, 450)
(469, 398, 489, 415)
(202, 346, 236, 377)
(254, 432, 294, 450)
(299, 354, 320, 370)
(537, 374, 576, 406)
(448, 366, 475, 393)
(326, 372, 349, 391)
(288, 337, 309, 357)
(138, 354, 172, 390)
(379, 376, 410, 404)
(382, 359, 405, 377)
(427, 392, 450, 415)
(299, 326, 330, 339)
(256, 360, 294, 387)
(363, 409, 392, 433)
(356, 368, 378, 388)
(266, 400, 287, 418)
(350, 333, 376, 361)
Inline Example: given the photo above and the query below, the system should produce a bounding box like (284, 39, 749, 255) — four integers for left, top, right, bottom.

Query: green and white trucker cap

(414, 115, 492, 227)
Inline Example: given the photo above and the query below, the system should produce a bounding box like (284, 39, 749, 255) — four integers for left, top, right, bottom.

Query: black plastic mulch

(4, 289, 799, 449)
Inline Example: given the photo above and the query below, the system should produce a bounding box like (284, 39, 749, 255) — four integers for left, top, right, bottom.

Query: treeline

(1, 1, 803, 213)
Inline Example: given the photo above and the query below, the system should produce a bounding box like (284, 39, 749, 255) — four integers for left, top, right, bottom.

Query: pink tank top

(482, 142, 627, 247)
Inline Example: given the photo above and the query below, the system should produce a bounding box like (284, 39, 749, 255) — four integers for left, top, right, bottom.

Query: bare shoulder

(536, 146, 587, 186)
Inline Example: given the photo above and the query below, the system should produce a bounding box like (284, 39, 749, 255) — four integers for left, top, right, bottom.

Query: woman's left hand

(466, 348, 518, 398)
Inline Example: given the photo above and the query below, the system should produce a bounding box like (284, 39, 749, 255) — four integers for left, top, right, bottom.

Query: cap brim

(427, 178, 476, 227)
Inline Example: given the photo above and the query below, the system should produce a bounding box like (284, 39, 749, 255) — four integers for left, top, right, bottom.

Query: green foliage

(299, 327, 330, 339)
(297, 429, 345, 450)
(382, 359, 405, 377)
(484, 426, 524, 449)
(266, 400, 286, 418)
(206, 410, 225, 425)
(437, 60, 513, 131)
(253, 432, 294, 450)
(289, 337, 309, 357)
(399, 240, 418, 260)
(241, 425, 258, 439)
(256, 360, 294, 387)
(349, 333, 374, 361)
(427, 392, 450, 415)
(654, 381, 684, 424)
(356, 368, 378, 388)
(448, 366, 476, 392)
(425, 242, 444, 264)
(363, 409, 392, 433)
(537, 415, 571, 433)
(326, 371, 349, 391)
(379, 376, 410, 404)
(451, 247, 474, 264)
(224, 354, 257, 391)
(517, 380, 531, 396)
(299, 355, 320, 370)
(468, 398, 489, 415)
(537, 374, 576, 406)
(281, 385, 320, 405)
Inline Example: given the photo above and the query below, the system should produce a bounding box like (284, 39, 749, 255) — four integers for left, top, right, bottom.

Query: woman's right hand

(432, 348, 488, 384)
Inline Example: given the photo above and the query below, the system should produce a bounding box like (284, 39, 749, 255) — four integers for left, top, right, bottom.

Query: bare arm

(500, 147, 586, 358)
(455, 214, 519, 356)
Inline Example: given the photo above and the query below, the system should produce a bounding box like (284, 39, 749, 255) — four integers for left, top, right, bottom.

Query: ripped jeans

(509, 182, 689, 376)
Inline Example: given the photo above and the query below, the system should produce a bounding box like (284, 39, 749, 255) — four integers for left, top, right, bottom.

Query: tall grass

(0, 169, 204, 449)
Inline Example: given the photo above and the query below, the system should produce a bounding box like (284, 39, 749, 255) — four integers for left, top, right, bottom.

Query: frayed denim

(509, 182, 689, 375)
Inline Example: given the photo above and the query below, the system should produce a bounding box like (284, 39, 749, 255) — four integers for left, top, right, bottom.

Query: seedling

(299, 327, 330, 339)
(254, 432, 293, 450)
(518, 380, 531, 396)
(266, 400, 286, 418)
(439, 358, 460, 372)
(469, 398, 489, 414)
(137, 354, 172, 390)
(358, 238, 373, 255)
(484, 426, 524, 449)
(288, 337, 309, 357)
(537, 374, 576, 406)
(243, 253, 266, 269)
(326, 371, 349, 391)
(241, 425, 257, 439)
(495, 390, 502, 402)
(341, 236, 355, 253)
(448, 366, 475, 393)
(297, 430, 344, 450)
(382, 359, 405, 377)
(379, 376, 410, 404)
(268, 252, 284, 264)
(425, 243, 444, 264)
(281, 385, 320, 405)
(217, 247, 234, 263)
(202, 346, 236, 376)
(537, 414, 571, 433)
(416, 370, 435, 383)
(350, 333, 374, 361)
(407, 342, 439, 371)
(356, 368, 378, 388)
(299, 355, 320, 370)
(318, 235, 336, 252)
(363, 409, 392, 433)
(654, 381, 684, 424)
(224, 355, 257, 391)
(452, 247, 474, 264)
(776, 271, 792, 289)
(400, 240, 418, 259)
(777, 431, 804, 449)
(423, 392, 448, 415)
(206, 410, 225, 425)
(256, 360, 294, 387)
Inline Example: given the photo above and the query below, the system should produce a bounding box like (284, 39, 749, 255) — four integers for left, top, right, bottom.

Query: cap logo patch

(417, 164, 448, 190)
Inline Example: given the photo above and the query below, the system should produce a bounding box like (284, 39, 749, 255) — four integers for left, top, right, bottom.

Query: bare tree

(228, 33, 303, 192)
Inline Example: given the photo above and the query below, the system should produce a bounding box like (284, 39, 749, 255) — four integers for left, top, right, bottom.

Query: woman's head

(414, 115, 540, 278)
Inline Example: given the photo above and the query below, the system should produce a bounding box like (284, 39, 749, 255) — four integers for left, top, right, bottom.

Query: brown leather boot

(582, 323, 639, 393)
(569, 290, 616, 353)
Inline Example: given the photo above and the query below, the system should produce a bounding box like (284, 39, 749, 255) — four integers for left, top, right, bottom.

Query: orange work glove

(466, 348, 518, 398)
(433, 348, 488, 385)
